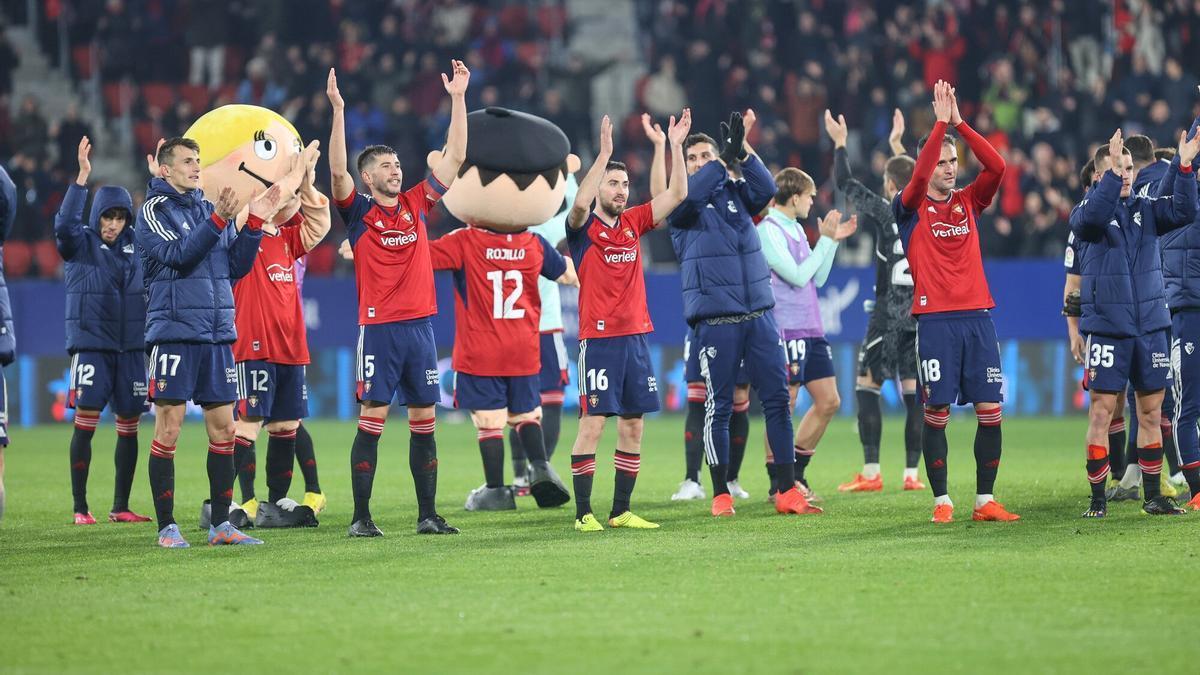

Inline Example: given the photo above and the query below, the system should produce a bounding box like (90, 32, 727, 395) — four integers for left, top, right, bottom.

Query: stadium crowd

(2, 0, 1200, 276)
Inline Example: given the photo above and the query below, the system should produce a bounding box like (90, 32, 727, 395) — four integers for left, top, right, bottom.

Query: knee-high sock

(727, 400, 750, 482)
(69, 411, 100, 513)
(265, 429, 297, 503)
(234, 436, 256, 503)
(294, 422, 320, 493)
(1107, 417, 1127, 479)
(409, 418, 438, 521)
(923, 408, 950, 498)
(612, 450, 641, 517)
(857, 387, 882, 466)
(541, 391, 565, 459)
(794, 446, 814, 486)
(351, 416, 384, 522)
(1139, 442, 1164, 499)
(1162, 419, 1181, 476)
(1086, 444, 1110, 500)
(684, 388, 705, 483)
(207, 439, 236, 527)
(974, 409, 1003, 496)
(903, 392, 922, 470)
(516, 420, 548, 463)
(572, 453, 596, 520)
(508, 425, 529, 479)
(112, 416, 140, 512)
(148, 440, 176, 530)
(478, 428, 505, 488)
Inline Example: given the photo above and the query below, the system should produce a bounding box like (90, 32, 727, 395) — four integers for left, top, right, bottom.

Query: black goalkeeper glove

(719, 112, 747, 166)
(1062, 289, 1081, 317)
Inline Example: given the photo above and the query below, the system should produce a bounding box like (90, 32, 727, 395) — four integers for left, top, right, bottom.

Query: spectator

(49, 102, 93, 173)
(185, 0, 229, 89)
(643, 55, 687, 118)
(11, 96, 49, 161)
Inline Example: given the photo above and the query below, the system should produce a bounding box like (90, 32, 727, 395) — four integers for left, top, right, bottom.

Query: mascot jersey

(430, 227, 566, 377)
(336, 176, 448, 325)
(233, 216, 310, 365)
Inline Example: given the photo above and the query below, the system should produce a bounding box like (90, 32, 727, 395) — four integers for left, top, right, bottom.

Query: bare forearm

(649, 143, 666, 197)
(329, 108, 353, 199)
(569, 150, 611, 228)
(433, 93, 467, 186)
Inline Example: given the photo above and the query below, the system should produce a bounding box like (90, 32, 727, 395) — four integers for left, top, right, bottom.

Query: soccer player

(894, 81, 1016, 524)
(1071, 127, 1198, 517)
(329, 63, 468, 536)
(0, 161, 17, 523)
(55, 136, 150, 525)
(231, 143, 330, 527)
(825, 109, 926, 493)
(757, 166, 856, 512)
(430, 209, 576, 512)
(508, 174, 578, 496)
(668, 109, 813, 516)
(137, 136, 283, 547)
(646, 113, 751, 503)
(566, 110, 690, 531)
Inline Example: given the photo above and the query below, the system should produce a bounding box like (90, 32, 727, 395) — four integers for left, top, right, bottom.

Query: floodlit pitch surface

(2, 416, 1198, 672)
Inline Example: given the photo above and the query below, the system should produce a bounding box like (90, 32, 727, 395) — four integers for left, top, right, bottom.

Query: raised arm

(889, 108, 906, 157)
(736, 154, 777, 215)
(642, 113, 667, 197)
(650, 109, 691, 224)
(326, 68, 355, 203)
(230, 184, 290, 280)
(1152, 129, 1199, 233)
(431, 59, 471, 188)
(55, 137, 92, 260)
(901, 81, 953, 211)
(1070, 135, 1124, 242)
(568, 115, 613, 230)
(294, 141, 331, 251)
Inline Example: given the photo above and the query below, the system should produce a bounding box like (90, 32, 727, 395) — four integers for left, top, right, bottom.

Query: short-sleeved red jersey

(894, 184, 995, 314)
(233, 224, 310, 364)
(335, 177, 448, 325)
(430, 227, 566, 376)
(567, 202, 655, 339)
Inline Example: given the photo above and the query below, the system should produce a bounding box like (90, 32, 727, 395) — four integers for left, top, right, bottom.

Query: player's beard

(600, 199, 626, 219)
(371, 177, 402, 199)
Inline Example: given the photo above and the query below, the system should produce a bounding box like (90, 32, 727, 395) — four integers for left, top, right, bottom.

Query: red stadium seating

(3, 242, 33, 278)
(141, 83, 176, 113)
(102, 82, 129, 117)
(179, 84, 212, 112)
(133, 120, 161, 156)
(71, 45, 93, 79)
(33, 241, 61, 279)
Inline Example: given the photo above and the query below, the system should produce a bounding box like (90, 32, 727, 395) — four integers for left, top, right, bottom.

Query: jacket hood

(89, 185, 134, 227)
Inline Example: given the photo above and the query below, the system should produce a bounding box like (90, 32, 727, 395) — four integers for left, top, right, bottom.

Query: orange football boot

(711, 493, 735, 517)
(837, 473, 883, 492)
(931, 503, 954, 523)
(775, 487, 824, 514)
(972, 500, 1021, 521)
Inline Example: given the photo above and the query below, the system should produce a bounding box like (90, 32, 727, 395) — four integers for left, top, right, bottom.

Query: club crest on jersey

(952, 204, 964, 215)
(1187, 342, 1195, 355)
(1133, 212, 1142, 226)
(727, 200, 738, 213)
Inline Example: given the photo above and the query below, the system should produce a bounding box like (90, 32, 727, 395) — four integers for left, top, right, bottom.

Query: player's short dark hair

(773, 167, 814, 204)
(1094, 142, 1132, 168)
(357, 144, 398, 174)
(1124, 134, 1155, 164)
(1079, 158, 1096, 188)
(604, 160, 628, 176)
(884, 155, 915, 190)
(916, 132, 956, 153)
(157, 137, 199, 166)
(1155, 147, 1177, 162)
(683, 133, 719, 155)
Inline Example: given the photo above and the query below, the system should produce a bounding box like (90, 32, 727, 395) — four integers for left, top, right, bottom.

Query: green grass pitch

(1, 415, 1198, 673)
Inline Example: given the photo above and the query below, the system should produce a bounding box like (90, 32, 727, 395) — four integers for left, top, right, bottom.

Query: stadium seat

(71, 45, 93, 79)
(33, 241, 62, 279)
(2, 242, 33, 278)
(179, 84, 212, 112)
(134, 120, 161, 156)
(141, 83, 176, 112)
(102, 82, 130, 117)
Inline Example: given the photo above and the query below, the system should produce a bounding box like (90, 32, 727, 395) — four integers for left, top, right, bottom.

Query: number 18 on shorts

(915, 313, 1004, 405)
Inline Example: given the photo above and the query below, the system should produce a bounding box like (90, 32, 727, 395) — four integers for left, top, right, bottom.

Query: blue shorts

(357, 320, 439, 407)
(577, 334, 661, 416)
(783, 336, 835, 385)
(454, 372, 540, 413)
(148, 343, 237, 405)
(685, 329, 748, 385)
(539, 331, 569, 393)
(1084, 330, 1171, 393)
(68, 350, 149, 416)
(236, 360, 308, 422)
(915, 311, 1004, 406)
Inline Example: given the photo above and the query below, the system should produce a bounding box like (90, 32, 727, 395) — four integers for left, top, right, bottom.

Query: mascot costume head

(432, 107, 581, 231)
(184, 104, 306, 225)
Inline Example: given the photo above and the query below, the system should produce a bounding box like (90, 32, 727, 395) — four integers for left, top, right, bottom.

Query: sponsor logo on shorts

(226, 367, 238, 384)
(132, 381, 148, 397)
(986, 366, 1003, 384)
(1153, 352, 1171, 370)
(647, 376, 658, 393)
(426, 369, 440, 385)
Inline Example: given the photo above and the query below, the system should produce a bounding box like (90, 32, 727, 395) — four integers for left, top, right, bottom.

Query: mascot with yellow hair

(179, 105, 332, 530)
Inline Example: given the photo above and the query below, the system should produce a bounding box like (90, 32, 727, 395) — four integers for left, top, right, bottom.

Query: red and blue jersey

(567, 202, 655, 339)
(893, 120, 1004, 315)
(335, 176, 448, 325)
(233, 222, 310, 364)
(430, 226, 566, 376)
